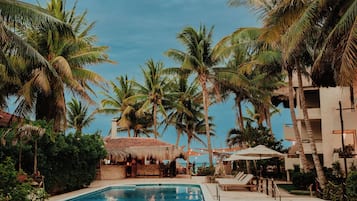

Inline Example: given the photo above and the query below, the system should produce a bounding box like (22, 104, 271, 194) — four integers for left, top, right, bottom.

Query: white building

(283, 74, 357, 174)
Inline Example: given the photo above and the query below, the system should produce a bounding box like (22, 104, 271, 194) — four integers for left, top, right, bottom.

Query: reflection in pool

(66, 184, 205, 201)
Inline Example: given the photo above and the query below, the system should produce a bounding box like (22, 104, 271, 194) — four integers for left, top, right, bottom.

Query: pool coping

(60, 182, 214, 201)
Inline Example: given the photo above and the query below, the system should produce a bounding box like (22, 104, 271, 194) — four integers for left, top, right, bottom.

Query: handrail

(272, 179, 281, 201)
(258, 177, 281, 201)
(216, 183, 220, 201)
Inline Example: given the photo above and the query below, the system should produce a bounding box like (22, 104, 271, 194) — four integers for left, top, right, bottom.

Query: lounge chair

(217, 174, 256, 191)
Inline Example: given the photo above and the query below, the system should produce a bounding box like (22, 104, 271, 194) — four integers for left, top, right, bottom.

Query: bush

(291, 171, 316, 190)
(197, 166, 215, 176)
(0, 157, 40, 201)
(0, 132, 107, 195)
(38, 133, 106, 194)
(346, 171, 357, 201)
(322, 181, 344, 201)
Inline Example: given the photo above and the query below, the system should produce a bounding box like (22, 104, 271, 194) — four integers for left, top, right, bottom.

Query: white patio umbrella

(236, 145, 284, 159)
(224, 154, 271, 161)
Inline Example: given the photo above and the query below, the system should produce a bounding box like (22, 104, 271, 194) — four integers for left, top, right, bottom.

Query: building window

(303, 89, 320, 108)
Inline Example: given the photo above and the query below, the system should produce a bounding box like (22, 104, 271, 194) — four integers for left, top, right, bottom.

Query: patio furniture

(217, 174, 256, 191)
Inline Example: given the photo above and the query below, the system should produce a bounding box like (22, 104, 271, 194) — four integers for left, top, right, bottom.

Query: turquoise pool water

(66, 184, 205, 201)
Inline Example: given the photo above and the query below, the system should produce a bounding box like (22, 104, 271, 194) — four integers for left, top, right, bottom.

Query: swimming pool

(65, 184, 205, 201)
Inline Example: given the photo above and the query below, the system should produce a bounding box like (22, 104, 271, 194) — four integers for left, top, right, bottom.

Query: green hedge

(38, 133, 107, 194)
(346, 171, 357, 201)
(0, 132, 107, 195)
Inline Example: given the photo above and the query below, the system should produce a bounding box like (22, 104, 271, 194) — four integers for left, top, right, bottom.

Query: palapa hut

(100, 137, 184, 179)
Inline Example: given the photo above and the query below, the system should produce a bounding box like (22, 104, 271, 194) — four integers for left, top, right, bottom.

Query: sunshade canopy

(104, 137, 184, 161)
(224, 145, 284, 161)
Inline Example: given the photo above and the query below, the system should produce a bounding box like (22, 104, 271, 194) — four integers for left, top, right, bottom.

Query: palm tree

(67, 98, 94, 137)
(165, 25, 229, 167)
(127, 59, 173, 138)
(99, 75, 136, 137)
(279, 0, 356, 87)
(228, 0, 312, 175)
(15, 0, 113, 131)
(163, 70, 201, 146)
(184, 115, 215, 175)
(0, 0, 72, 108)
(260, 0, 338, 187)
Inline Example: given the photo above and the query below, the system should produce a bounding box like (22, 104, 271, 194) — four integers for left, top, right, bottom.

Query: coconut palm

(165, 25, 230, 167)
(162, 70, 201, 146)
(259, 0, 335, 187)
(99, 75, 136, 137)
(279, 0, 357, 87)
(14, 0, 113, 131)
(127, 59, 173, 138)
(219, 27, 284, 132)
(67, 98, 95, 137)
(184, 114, 215, 175)
(0, 0, 72, 108)
(228, 0, 313, 175)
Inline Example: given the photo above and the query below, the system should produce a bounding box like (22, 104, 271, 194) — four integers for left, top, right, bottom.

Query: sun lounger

(217, 174, 256, 191)
(215, 171, 245, 183)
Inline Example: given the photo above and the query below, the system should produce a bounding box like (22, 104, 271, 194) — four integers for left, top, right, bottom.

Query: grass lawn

(278, 184, 314, 196)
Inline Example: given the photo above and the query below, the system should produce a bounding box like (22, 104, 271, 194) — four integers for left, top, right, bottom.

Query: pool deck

(49, 176, 323, 201)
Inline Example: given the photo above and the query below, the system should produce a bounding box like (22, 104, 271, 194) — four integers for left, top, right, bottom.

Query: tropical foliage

(67, 98, 95, 137)
(0, 126, 106, 195)
(165, 25, 230, 167)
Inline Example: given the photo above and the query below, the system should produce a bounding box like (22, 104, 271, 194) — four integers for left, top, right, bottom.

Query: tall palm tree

(127, 59, 173, 138)
(165, 25, 229, 167)
(67, 98, 94, 137)
(15, 0, 113, 131)
(219, 27, 284, 132)
(228, 0, 312, 175)
(260, 0, 339, 187)
(0, 0, 72, 108)
(163, 70, 201, 146)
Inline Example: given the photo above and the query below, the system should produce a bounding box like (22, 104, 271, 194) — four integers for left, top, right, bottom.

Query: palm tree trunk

(297, 67, 327, 188)
(288, 69, 309, 173)
(19, 140, 22, 171)
(127, 128, 131, 137)
(34, 139, 37, 175)
(265, 107, 272, 132)
(175, 127, 182, 147)
(153, 103, 158, 139)
(236, 97, 244, 130)
(200, 79, 213, 167)
(187, 136, 192, 175)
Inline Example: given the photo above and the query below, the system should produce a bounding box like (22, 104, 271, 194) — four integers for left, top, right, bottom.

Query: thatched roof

(104, 137, 184, 161)
(0, 110, 23, 128)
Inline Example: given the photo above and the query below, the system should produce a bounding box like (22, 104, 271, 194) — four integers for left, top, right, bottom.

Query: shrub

(197, 166, 215, 176)
(322, 181, 343, 201)
(0, 157, 39, 201)
(38, 133, 107, 195)
(346, 171, 357, 201)
(291, 171, 316, 190)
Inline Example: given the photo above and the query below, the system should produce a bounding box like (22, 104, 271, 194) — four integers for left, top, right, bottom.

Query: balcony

(302, 140, 323, 154)
(283, 124, 295, 141)
(296, 108, 321, 120)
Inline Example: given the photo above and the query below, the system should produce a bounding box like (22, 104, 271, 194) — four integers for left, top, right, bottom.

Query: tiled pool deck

(49, 176, 322, 201)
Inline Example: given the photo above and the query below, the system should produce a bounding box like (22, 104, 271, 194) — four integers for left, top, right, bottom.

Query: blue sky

(20, 0, 292, 157)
